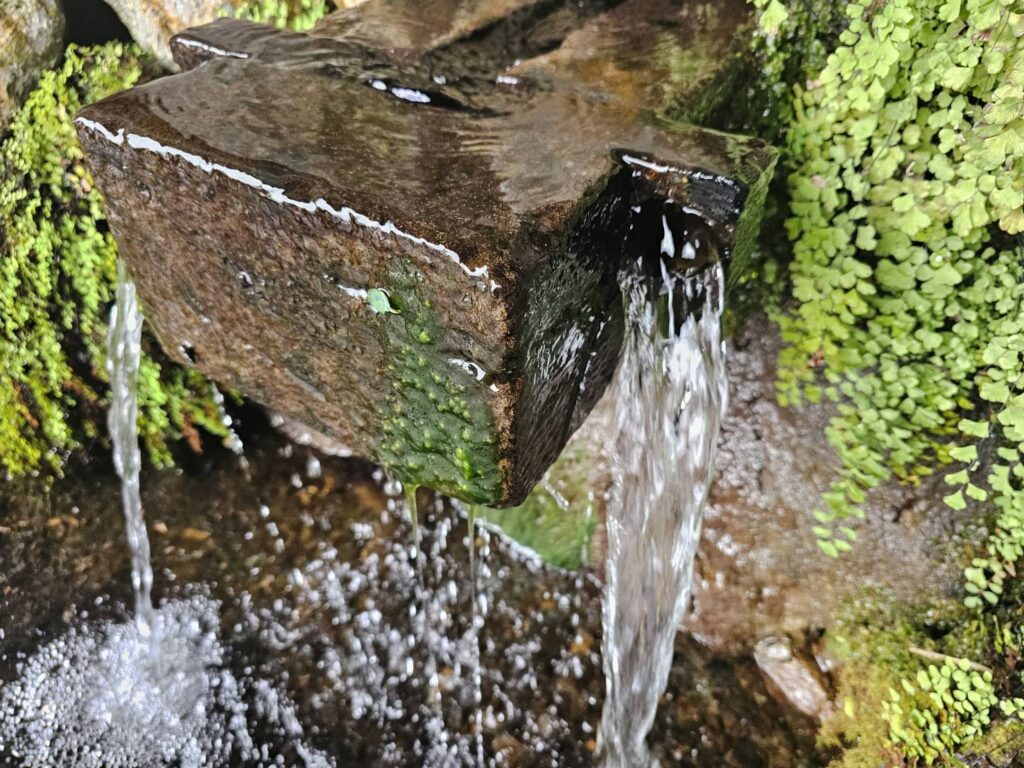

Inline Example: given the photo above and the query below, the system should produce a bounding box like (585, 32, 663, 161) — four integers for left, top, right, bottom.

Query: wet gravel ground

(0, 412, 822, 767)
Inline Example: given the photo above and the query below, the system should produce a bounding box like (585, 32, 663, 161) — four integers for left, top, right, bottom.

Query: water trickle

(401, 484, 446, 756)
(465, 504, 486, 766)
(598, 261, 728, 767)
(106, 260, 155, 636)
(0, 263, 332, 767)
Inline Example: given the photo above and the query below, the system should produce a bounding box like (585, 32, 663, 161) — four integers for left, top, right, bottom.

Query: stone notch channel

(76, 0, 776, 507)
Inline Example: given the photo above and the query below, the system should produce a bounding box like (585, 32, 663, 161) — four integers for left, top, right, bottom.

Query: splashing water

(106, 260, 155, 635)
(0, 264, 332, 767)
(0, 595, 334, 767)
(598, 261, 728, 767)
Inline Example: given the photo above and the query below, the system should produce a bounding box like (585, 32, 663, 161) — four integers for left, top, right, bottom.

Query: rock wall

(691, 313, 976, 652)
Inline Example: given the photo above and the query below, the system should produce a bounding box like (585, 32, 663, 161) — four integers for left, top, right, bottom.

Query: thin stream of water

(402, 486, 444, 726)
(466, 504, 485, 766)
(106, 260, 155, 636)
(598, 261, 728, 767)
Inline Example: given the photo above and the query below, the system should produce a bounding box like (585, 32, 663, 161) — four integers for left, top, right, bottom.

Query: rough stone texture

(688, 313, 977, 653)
(77, 0, 775, 506)
(0, 0, 64, 132)
(102, 0, 234, 68)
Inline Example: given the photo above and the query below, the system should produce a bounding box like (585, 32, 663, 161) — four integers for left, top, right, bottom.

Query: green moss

(0, 1, 337, 476)
(233, 0, 333, 31)
(725, 137, 778, 286)
(820, 592, 1024, 766)
(819, 662, 901, 768)
(476, 446, 599, 570)
(374, 263, 502, 504)
(961, 718, 1024, 766)
(0, 43, 230, 476)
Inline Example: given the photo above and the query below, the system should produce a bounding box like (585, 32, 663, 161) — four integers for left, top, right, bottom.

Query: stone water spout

(75, 0, 776, 507)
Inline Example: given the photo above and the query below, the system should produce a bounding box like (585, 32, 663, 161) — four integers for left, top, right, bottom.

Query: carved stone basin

(76, 0, 776, 506)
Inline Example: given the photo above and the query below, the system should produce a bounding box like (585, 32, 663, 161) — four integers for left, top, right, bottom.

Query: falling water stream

(2, 248, 731, 767)
(0, 265, 334, 767)
(106, 260, 155, 636)
(598, 261, 728, 767)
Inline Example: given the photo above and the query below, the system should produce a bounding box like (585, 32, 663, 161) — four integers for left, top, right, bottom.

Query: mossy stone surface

(77, 0, 776, 505)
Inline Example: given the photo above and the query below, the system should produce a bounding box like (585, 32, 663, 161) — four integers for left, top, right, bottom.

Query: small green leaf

(366, 288, 398, 315)
(817, 539, 840, 558)
(944, 490, 967, 511)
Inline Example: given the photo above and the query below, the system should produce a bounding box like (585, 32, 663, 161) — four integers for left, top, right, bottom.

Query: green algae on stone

(721, 132, 777, 286)
(476, 453, 599, 570)
(375, 264, 502, 504)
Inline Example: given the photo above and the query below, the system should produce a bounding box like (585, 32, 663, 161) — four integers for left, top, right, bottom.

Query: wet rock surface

(0, 416, 821, 766)
(0, 0, 64, 132)
(76, 0, 775, 507)
(689, 313, 975, 652)
(101, 0, 234, 67)
(541, 310, 974, 660)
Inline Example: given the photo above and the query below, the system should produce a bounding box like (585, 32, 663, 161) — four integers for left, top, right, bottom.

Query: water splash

(0, 596, 333, 767)
(598, 262, 728, 767)
(106, 260, 155, 635)
(0, 264, 333, 767)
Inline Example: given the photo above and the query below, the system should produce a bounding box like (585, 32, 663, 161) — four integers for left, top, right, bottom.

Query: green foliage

(761, 0, 1024, 570)
(476, 453, 599, 570)
(757, 0, 1024, 755)
(365, 287, 397, 315)
(0, 43, 229, 476)
(884, 658, 1000, 764)
(748, 0, 846, 141)
(0, 0, 337, 476)
(823, 594, 1024, 767)
(962, 717, 1024, 766)
(233, 0, 333, 31)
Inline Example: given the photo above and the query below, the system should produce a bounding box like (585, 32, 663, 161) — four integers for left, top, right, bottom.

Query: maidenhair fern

(755, 1, 1024, 761)
(884, 658, 1003, 763)
(762, 0, 1024, 572)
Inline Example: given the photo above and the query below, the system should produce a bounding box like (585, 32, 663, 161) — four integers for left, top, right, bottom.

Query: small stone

(754, 635, 834, 721)
(0, 0, 65, 132)
(102, 0, 234, 69)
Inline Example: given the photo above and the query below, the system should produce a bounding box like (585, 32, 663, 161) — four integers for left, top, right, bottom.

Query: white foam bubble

(0, 597, 333, 768)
